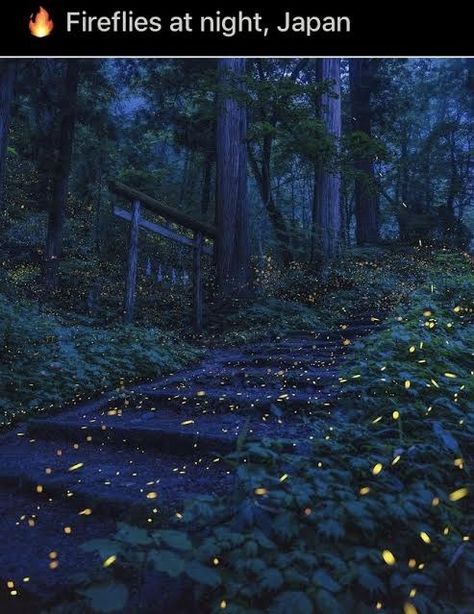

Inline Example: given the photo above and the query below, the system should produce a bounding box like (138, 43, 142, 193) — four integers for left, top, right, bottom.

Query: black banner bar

(2, 2, 473, 56)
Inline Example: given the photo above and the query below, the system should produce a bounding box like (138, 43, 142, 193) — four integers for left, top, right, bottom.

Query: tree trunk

(249, 134, 293, 265)
(33, 61, 59, 212)
(350, 59, 380, 245)
(313, 59, 342, 262)
(0, 60, 16, 213)
(216, 58, 250, 296)
(201, 151, 213, 216)
(446, 131, 459, 215)
(179, 149, 190, 207)
(44, 61, 80, 290)
(247, 59, 295, 265)
(397, 133, 410, 240)
(193, 231, 203, 333)
(310, 163, 319, 262)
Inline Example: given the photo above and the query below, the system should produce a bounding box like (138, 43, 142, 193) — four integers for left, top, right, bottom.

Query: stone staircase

(0, 313, 382, 612)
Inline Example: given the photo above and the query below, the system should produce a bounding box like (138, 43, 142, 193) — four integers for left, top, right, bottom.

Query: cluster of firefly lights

(4, 305, 471, 609)
(3, 324, 344, 600)
(5, 426, 223, 599)
(250, 305, 471, 614)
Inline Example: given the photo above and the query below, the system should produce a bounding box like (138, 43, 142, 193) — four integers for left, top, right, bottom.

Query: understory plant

(72, 252, 474, 614)
(0, 294, 202, 427)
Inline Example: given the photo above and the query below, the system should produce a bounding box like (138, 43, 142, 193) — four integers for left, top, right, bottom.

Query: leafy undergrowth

(209, 247, 468, 347)
(254, 246, 460, 324)
(214, 298, 324, 346)
(0, 294, 202, 428)
(339, 253, 474, 444)
(72, 251, 474, 614)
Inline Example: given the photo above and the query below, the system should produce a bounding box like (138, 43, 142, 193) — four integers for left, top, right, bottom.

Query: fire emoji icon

(29, 6, 54, 38)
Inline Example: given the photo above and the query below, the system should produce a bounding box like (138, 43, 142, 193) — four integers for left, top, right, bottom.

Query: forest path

(0, 312, 382, 611)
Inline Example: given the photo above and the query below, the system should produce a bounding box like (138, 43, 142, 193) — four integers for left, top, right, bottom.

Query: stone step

(0, 488, 118, 610)
(150, 365, 338, 392)
(0, 430, 232, 523)
(222, 352, 342, 369)
(155, 356, 342, 387)
(135, 385, 338, 414)
(27, 418, 237, 455)
(276, 321, 380, 340)
(201, 332, 375, 362)
(243, 341, 348, 358)
(0, 320, 385, 611)
(28, 403, 322, 452)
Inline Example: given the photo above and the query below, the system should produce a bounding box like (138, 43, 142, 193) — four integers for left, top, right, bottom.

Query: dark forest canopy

(0, 57, 473, 309)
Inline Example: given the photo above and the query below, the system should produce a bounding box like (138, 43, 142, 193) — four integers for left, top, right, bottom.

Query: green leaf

(312, 569, 341, 593)
(157, 530, 193, 551)
(357, 568, 386, 595)
(115, 523, 153, 546)
(317, 519, 345, 540)
(149, 550, 185, 578)
(273, 512, 299, 539)
(79, 582, 128, 613)
(185, 561, 221, 587)
(259, 568, 284, 591)
(389, 572, 407, 590)
(316, 589, 344, 613)
(432, 421, 459, 452)
(80, 539, 119, 559)
(270, 591, 313, 614)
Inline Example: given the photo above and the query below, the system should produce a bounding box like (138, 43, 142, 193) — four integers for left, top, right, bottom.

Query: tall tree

(350, 59, 380, 244)
(216, 59, 250, 296)
(248, 60, 307, 265)
(44, 61, 80, 289)
(0, 60, 16, 212)
(313, 59, 342, 262)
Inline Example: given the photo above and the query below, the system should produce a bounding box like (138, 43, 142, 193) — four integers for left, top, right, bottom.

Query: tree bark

(216, 58, 250, 296)
(313, 59, 342, 262)
(248, 143, 293, 265)
(201, 151, 213, 216)
(44, 61, 80, 290)
(446, 130, 459, 215)
(193, 231, 203, 333)
(350, 59, 380, 245)
(310, 163, 319, 262)
(0, 60, 16, 212)
(248, 60, 294, 265)
(32, 60, 59, 212)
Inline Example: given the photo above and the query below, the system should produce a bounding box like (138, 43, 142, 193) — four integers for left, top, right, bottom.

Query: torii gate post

(111, 182, 216, 333)
(124, 200, 141, 324)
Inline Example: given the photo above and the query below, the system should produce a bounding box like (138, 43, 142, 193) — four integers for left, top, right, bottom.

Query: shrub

(0, 294, 202, 427)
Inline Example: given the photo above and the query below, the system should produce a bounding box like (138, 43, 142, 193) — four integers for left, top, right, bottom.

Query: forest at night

(0, 58, 473, 613)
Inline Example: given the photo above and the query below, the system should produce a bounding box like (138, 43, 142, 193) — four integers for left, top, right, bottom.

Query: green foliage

(338, 251, 474, 445)
(252, 247, 454, 324)
(0, 293, 202, 427)
(77, 253, 474, 613)
(77, 583, 129, 614)
(217, 298, 323, 344)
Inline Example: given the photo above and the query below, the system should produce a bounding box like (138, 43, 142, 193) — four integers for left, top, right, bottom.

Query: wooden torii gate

(109, 181, 217, 333)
